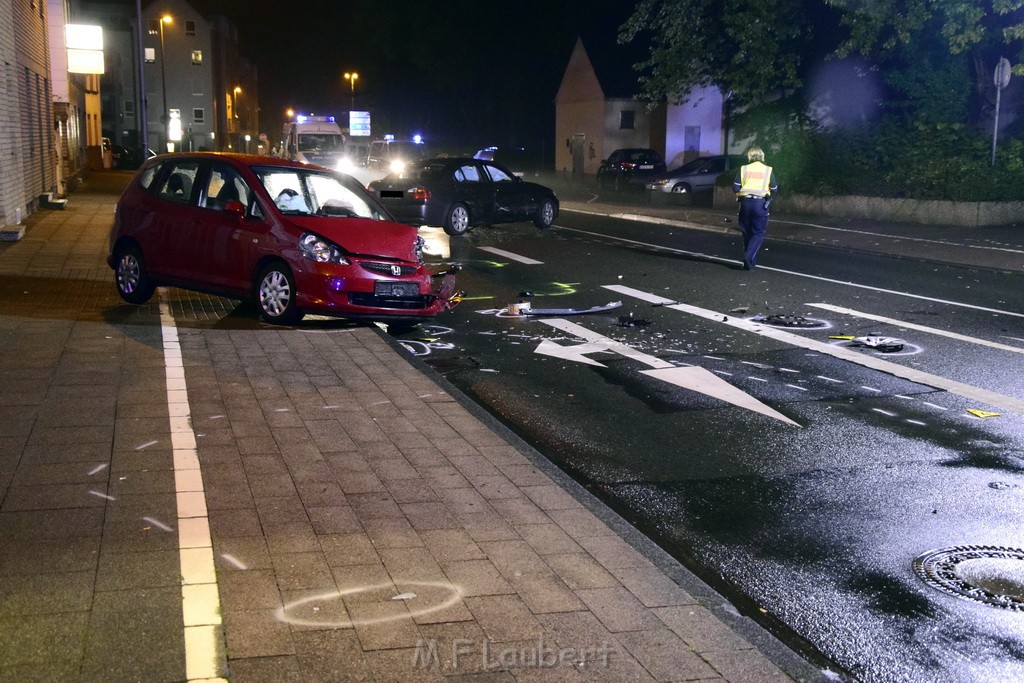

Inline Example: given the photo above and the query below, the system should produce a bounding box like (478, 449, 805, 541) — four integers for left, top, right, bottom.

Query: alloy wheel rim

(260, 270, 291, 316)
(541, 203, 554, 223)
(118, 254, 139, 293)
(454, 208, 468, 232)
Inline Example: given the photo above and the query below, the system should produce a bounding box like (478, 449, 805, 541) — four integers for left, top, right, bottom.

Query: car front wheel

(256, 261, 303, 325)
(533, 199, 555, 229)
(115, 245, 155, 304)
(443, 203, 470, 236)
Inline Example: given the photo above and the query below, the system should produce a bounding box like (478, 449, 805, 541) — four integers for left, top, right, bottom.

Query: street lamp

(158, 14, 172, 152)
(344, 71, 359, 111)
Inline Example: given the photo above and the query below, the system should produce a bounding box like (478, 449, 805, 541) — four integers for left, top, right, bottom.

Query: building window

(619, 111, 635, 130)
(192, 51, 202, 66)
(148, 19, 158, 35)
(124, 100, 135, 114)
(185, 20, 196, 36)
(144, 47, 155, 63)
(193, 108, 205, 123)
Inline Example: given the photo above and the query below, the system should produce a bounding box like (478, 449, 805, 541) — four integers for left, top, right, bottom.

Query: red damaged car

(107, 152, 459, 325)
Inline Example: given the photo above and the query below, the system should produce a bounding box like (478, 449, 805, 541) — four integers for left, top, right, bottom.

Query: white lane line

(923, 402, 949, 411)
(786, 384, 809, 391)
(772, 217, 1024, 255)
(906, 419, 927, 426)
(817, 375, 844, 383)
(807, 303, 1024, 354)
(158, 296, 227, 681)
(477, 246, 544, 265)
(604, 284, 1024, 415)
(559, 226, 1024, 318)
(872, 408, 897, 417)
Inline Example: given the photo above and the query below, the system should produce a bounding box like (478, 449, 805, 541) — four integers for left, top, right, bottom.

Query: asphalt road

(391, 210, 1024, 682)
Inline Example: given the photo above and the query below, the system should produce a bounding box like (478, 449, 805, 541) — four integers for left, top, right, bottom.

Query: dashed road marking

(477, 246, 543, 264)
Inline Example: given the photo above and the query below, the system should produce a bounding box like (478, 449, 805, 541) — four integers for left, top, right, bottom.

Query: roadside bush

(768, 123, 1024, 201)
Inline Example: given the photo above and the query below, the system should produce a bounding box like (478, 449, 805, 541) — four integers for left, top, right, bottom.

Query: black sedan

(369, 157, 558, 236)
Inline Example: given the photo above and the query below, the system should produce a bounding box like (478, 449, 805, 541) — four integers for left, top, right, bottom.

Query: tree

(618, 0, 835, 109)
(825, 0, 1024, 126)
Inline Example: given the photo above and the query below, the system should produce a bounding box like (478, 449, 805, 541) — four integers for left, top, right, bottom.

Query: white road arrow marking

(534, 318, 800, 426)
(605, 283, 1024, 416)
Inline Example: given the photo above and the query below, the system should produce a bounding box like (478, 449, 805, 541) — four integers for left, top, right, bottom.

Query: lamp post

(158, 14, 172, 152)
(232, 86, 242, 150)
(344, 72, 358, 111)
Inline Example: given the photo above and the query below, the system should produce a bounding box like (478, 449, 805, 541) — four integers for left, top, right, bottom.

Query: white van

(280, 115, 347, 169)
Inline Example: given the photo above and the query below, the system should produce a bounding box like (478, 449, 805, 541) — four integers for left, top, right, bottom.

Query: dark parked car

(643, 154, 747, 196)
(369, 157, 559, 236)
(596, 148, 666, 190)
(107, 152, 459, 325)
(111, 145, 156, 170)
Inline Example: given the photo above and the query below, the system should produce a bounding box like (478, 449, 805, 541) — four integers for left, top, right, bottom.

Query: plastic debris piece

(518, 291, 534, 297)
(392, 592, 417, 601)
(851, 335, 904, 352)
(729, 306, 749, 314)
(967, 409, 1000, 419)
(828, 335, 855, 340)
(524, 301, 623, 316)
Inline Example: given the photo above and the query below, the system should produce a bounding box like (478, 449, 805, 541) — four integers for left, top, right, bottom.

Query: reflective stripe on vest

(739, 162, 772, 197)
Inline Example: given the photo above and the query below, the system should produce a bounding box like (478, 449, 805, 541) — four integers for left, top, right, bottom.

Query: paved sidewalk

(0, 172, 824, 681)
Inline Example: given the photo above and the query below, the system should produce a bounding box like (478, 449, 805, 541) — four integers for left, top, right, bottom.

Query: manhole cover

(753, 314, 828, 329)
(913, 545, 1024, 610)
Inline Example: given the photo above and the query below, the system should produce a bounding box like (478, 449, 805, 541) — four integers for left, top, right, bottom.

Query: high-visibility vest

(738, 162, 773, 197)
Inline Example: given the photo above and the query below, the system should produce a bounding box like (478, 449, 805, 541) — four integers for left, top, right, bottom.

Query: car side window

(139, 162, 163, 190)
(483, 164, 513, 183)
(201, 164, 251, 212)
(707, 158, 726, 173)
(454, 165, 481, 182)
(158, 162, 199, 204)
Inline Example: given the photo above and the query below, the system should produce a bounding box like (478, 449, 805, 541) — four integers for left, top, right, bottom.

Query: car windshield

(297, 134, 345, 152)
(389, 159, 450, 181)
(256, 166, 390, 220)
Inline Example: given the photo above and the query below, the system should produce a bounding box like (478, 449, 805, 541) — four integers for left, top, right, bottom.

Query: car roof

(144, 151, 314, 170)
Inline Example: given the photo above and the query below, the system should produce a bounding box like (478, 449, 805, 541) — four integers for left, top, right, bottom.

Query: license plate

(639, 164, 654, 169)
(375, 281, 418, 297)
(380, 190, 403, 198)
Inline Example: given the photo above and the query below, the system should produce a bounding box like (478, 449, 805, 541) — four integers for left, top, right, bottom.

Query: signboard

(65, 25, 104, 74)
(350, 111, 371, 137)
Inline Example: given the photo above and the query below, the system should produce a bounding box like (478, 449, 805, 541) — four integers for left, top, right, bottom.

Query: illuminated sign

(350, 111, 371, 137)
(65, 25, 104, 74)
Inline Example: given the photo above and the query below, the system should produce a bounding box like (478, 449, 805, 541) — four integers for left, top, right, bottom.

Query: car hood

(284, 216, 420, 262)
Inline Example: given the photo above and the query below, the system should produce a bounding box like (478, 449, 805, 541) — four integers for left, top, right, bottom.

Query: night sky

(189, 0, 638, 158)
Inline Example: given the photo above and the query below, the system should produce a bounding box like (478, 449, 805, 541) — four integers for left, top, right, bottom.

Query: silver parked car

(644, 155, 746, 196)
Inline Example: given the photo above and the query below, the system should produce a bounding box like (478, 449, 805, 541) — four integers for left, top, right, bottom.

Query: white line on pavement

(159, 294, 227, 681)
(772, 217, 1024, 255)
(806, 303, 1024, 354)
(604, 284, 1024, 415)
(558, 226, 1024, 319)
(477, 246, 544, 264)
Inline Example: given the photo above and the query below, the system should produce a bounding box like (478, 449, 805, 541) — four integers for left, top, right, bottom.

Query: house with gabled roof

(555, 37, 726, 176)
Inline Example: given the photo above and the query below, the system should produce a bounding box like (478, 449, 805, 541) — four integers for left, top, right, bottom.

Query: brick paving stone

(509, 572, 586, 615)
(216, 536, 275, 571)
(228, 655, 304, 682)
(319, 533, 381, 567)
(653, 605, 757, 653)
(293, 629, 374, 681)
(615, 629, 720, 681)
(576, 534, 654, 571)
(576, 587, 665, 633)
(464, 594, 545, 643)
(219, 569, 284, 611)
(543, 553, 621, 591)
(272, 551, 337, 591)
(348, 600, 424, 650)
(225, 608, 296, 658)
(701, 647, 793, 682)
(609, 566, 696, 608)
(443, 559, 516, 597)
(420, 529, 488, 567)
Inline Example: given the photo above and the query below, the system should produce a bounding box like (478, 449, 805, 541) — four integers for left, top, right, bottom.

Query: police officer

(732, 146, 778, 270)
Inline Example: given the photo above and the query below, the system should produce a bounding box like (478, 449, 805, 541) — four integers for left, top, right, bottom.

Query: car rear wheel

(533, 199, 555, 229)
(256, 261, 303, 325)
(115, 245, 155, 304)
(443, 203, 470, 236)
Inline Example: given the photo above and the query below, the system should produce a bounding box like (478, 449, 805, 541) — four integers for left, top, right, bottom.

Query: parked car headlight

(652, 179, 671, 187)
(414, 235, 425, 264)
(389, 159, 406, 174)
(299, 233, 350, 264)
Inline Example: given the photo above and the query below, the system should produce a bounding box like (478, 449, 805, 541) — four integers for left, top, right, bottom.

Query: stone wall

(714, 187, 1023, 227)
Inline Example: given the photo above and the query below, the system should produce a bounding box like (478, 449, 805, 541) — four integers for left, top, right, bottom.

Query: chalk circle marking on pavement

(276, 581, 463, 628)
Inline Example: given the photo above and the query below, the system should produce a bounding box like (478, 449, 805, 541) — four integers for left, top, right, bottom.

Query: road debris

(524, 301, 623, 316)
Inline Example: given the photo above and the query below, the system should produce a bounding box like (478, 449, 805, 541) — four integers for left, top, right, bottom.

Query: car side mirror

(224, 200, 245, 217)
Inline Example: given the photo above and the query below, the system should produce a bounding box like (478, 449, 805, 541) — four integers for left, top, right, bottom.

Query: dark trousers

(738, 198, 769, 268)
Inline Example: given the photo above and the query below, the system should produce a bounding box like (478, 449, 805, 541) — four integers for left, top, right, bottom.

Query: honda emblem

(391, 265, 402, 276)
